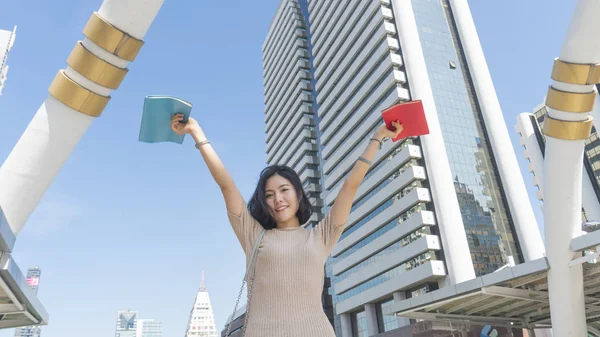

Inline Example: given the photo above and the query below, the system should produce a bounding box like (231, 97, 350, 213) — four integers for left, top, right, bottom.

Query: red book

(381, 100, 430, 142)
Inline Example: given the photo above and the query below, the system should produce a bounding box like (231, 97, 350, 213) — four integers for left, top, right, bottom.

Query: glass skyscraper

(262, 0, 542, 336)
(410, 0, 521, 274)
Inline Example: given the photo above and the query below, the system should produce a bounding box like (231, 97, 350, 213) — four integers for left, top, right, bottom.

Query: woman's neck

(276, 217, 300, 229)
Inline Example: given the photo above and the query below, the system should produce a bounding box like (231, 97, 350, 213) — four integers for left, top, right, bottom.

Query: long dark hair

(247, 165, 312, 230)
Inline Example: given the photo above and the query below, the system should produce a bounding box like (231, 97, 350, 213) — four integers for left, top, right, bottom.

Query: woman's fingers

(171, 119, 182, 131)
(391, 121, 403, 137)
(171, 113, 184, 122)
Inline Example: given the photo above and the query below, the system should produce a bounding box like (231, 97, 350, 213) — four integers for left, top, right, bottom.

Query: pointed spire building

(185, 270, 218, 337)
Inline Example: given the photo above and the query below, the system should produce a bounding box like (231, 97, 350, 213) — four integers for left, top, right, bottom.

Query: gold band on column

(83, 12, 144, 61)
(67, 41, 128, 89)
(551, 58, 600, 85)
(48, 70, 110, 117)
(543, 115, 593, 140)
(545, 86, 596, 113)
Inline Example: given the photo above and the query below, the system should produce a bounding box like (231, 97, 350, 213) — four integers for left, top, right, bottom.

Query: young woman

(171, 114, 402, 337)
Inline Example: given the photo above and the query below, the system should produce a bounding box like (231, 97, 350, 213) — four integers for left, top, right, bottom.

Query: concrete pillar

(340, 313, 353, 337)
(365, 303, 378, 336)
(393, 292, 411, 327)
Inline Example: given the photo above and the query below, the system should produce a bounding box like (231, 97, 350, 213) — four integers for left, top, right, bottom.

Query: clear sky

(0, 1, 576, 336)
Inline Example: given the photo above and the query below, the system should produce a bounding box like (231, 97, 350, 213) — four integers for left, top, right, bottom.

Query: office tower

(136, 319, 163, 337)
(262, 0, 324, 228)
(0, 26, 17, 95)
(115, 310, 138, 337)
(185, 271, 218, 337)
(262, 0, 545, 336)
(307, 0, 544, 335)
(14, 267, 42, 337)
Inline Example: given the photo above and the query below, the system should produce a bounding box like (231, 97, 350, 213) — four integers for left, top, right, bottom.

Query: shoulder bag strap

(223, 228, 266, 337)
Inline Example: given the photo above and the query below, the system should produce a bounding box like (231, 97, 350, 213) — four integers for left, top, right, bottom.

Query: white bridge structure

(0, 0, 599, 336)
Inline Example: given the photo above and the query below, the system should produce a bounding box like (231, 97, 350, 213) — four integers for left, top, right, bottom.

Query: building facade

(0, 26, 16, 96)
(136, 319, 163, 337)
(256, 0, 543, 336)
(115, 310, 138, 337)
(262, 0, 324, 228)
(185, 271, 218, 337)
(14, 267, 42, 337)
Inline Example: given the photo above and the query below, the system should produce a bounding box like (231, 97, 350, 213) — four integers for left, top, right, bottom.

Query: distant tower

(136, 319, 163, 337)
(14, 266, 42, 337)
(115, 310, 138, 337)
(0, 25, 16, 96)
(185, 270, 218, 337)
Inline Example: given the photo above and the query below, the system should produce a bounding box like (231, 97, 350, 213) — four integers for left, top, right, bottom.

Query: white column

(0, 0, 164, 235)
(392, 292, 410, 327)
(542, 1, 600, 336)
(364, 304, 378, 336)
(516, 112, 600, 222)
(449, 0, 545, 261)
(340, 313, 353, 337)
(391, 0, 475, 284)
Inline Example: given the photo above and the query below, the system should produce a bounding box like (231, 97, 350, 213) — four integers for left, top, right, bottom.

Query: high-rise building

(185, 271, 218, 337)
(0, 26, 16, 96)
(262, 0, 324, 228)
(115, 310, 138, 337)
(136, 319, 163, 337)
(14, 266, 42, 337)
(260, 0, 544, 336)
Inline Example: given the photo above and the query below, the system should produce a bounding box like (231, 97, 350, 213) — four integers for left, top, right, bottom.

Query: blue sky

(0, 1, 576, 336)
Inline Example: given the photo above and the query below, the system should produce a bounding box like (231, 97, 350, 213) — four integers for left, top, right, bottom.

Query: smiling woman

(169, 112, 402, 337)
(247, 165, 312, 230)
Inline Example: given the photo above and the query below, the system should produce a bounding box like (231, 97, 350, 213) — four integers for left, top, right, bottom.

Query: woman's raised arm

(171, 114, 244, 216)
(330, 121, 403, 226)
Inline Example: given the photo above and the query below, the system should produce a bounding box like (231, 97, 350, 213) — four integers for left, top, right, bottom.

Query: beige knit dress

(227, 200, 345, 337)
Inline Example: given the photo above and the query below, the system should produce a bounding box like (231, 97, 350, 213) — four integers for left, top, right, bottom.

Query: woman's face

(264, 174, 299, 225)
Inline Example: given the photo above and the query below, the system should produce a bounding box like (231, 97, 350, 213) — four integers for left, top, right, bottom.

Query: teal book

(139, 95, 193, 144)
